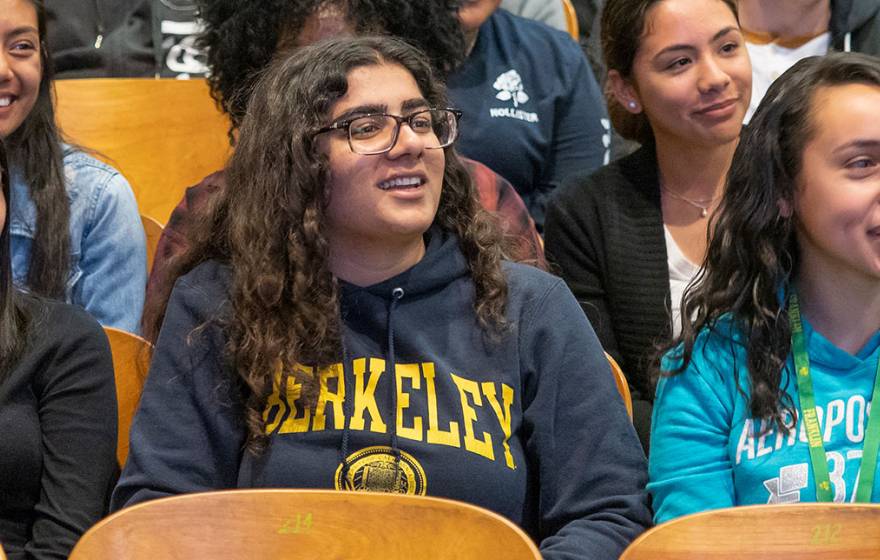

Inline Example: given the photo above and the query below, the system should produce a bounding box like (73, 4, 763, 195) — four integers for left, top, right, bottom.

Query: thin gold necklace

(661, 186, 721, 218)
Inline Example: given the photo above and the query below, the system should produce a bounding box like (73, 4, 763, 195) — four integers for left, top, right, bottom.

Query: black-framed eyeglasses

(314, 108, 462, 155)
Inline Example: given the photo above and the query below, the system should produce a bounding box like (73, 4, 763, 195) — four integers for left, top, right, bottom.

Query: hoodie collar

(338, 226, 469, 301)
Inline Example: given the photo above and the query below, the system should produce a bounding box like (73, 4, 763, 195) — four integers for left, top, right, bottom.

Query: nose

(697, 55, 731, 94)
(385, 120, 425, 159)
(0, 52, 11, 81)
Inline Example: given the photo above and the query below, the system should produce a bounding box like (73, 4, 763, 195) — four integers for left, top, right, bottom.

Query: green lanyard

(788, 293, 880, 502)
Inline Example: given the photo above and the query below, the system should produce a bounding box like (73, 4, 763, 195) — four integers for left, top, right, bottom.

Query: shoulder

(62, 145, 124, 182)
(61, 145, 135, 202)
(163, 169, 226, 237)
(491, 9, 579, 54)
(185, 170, 227, 204)
(461, 157, 493, 185)
(503, 262, 575, 315)
(660, 315, 748, 393)
(21, 295, 112, 372)
(166, 260, 233, 319)
(504, 260, 561, 290)
(548, 151, 648, 221)
(25, 295, 106, 341)
(565, 144, 656, 196)
(174, 260, 232, 297)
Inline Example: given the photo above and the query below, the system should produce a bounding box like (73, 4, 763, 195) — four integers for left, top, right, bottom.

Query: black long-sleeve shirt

(0, 297, 117, 560)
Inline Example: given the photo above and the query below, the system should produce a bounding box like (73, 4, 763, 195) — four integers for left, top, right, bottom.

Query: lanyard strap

(789, 293, 880, 502)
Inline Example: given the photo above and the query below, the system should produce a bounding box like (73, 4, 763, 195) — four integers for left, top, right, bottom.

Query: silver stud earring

(628, 101, 637, 109)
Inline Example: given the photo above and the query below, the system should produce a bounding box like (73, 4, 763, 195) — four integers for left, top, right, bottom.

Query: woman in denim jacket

(2, 0, 145, 334)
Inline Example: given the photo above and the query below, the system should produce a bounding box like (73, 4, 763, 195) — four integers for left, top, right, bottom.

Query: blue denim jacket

(10, 146, 146, 333)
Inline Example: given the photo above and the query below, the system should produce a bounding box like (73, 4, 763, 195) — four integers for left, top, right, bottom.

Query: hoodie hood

(831, 0, 880, 51)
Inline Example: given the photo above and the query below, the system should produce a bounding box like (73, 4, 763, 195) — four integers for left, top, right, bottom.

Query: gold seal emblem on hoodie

(334, 446, 427, 495)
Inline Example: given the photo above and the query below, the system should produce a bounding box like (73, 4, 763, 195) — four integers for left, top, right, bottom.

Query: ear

(607, 69, 642, 114)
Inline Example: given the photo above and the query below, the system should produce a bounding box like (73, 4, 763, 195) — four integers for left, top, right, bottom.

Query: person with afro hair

(143, 0, 546, 338)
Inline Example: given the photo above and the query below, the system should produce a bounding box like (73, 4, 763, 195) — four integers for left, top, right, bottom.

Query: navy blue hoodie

(111, 229, 650, 559)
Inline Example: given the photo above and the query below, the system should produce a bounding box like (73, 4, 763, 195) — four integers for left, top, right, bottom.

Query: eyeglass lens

(348, 109, 458, 154)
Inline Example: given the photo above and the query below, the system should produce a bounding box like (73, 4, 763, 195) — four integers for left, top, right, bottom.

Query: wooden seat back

(562, 0, 580, 40)
(621, 503, 880, 560)
(140, 214, 164, 273)
(103, 327, 152, 466)
(69, 489, 542, 559)
(606, 352, 633, 419)
(54, 78, 231, 224)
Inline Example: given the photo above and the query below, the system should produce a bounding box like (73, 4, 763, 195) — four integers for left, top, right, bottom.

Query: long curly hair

(197, 0, 466, 132)
(660, 52, 880, 433)
(146, 36, 507, 454)
(600, 0, 738, 144)
(5, 0, 70, 298)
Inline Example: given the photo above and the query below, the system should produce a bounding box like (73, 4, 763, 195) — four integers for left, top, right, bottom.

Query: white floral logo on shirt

(493, 69, 530, 107)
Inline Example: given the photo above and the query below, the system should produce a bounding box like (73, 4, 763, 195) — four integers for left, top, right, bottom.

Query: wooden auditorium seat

(621, 503, 880, 560)
(103, 326, 152, 466)
(606, 352, 633, 419)
(69, 489, 542, 559)
(54, 78, 232, 225)
(562, 0, 580, 41)
(140, 214, 164, 273)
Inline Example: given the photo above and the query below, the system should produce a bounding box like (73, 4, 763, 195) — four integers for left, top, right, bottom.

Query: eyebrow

(653, 26, 740, 59)
(331, 98, 430, 122)
(833, 139, 880, 154)
(6, 25, 39, 39)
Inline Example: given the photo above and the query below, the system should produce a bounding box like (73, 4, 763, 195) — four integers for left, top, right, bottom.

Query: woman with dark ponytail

(2, 0, 145, 333)
(650, 52, 880, 522)
(544, 0, 750, 450)
(0, 136, 117, 559)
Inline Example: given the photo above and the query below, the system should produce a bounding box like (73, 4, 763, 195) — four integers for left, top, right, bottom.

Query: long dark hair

(601, 0, 739, 144)
(5, 0, 70, 298)
(0, 140, 29, 375)
(662, 52, 880, 433)
(197, 0, 466, 133)
(144, 36, 507, 454)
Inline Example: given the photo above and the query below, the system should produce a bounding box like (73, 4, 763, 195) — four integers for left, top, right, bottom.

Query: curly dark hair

(145, 36, 507, 454)
(197, 0, 466, 131)
(660, 52, 880, 434)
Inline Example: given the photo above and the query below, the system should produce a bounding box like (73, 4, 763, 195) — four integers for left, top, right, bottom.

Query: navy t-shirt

(447, 9, 610, 229)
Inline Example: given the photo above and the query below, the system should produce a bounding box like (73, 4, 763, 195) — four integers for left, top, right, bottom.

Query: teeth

(379, 176, 423, 190)
(0, 97, 11, 108)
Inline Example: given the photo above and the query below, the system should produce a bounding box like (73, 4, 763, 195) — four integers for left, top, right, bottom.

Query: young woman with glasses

(543, 0, 751, 450)
(650, 52, 880, 521)
(111, 36, 651, 559)
(0, 137, 117, 560)
(142, 0, 547, 341)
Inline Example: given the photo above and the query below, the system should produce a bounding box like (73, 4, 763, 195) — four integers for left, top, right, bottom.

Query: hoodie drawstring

(387, 287, 405, 485)
(337, 287, 405, 491)
(338, 343, 354, 489)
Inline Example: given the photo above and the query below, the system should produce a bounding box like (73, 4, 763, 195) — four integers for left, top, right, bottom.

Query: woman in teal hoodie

(650, 52, 880, 522)
(111, 36, 650, 558)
